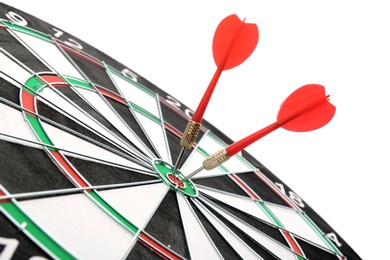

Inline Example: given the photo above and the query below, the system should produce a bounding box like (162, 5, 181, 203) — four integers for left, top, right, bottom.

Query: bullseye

(167, 173, 186, 189)
(152, 159, 198, 197)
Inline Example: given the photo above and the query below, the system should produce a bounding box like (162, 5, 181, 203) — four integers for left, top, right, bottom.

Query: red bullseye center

(167, 173, 186, 189)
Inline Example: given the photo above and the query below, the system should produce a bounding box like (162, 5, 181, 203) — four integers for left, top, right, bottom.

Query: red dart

(226, 84, 336, 156)
(174, 14, 259, 175)
(192, 14, 259, 122)
(181, 84, 335, 181)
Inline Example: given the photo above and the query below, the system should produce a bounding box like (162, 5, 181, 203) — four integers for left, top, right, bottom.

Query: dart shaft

(192, 65, 224, 122)
(173, 147, 186, 175)
(226, 122, 280, 156)
(180, 166, 204, 182)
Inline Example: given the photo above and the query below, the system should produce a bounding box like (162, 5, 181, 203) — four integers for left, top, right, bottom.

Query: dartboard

(0, 3, 360, 260)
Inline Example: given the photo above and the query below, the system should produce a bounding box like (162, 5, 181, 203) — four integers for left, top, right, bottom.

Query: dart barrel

(203, 149, 230, 170)
(180, 120, 201, 149)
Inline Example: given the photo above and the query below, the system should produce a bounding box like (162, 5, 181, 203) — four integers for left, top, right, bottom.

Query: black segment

(66, 51, 119, 95)
(0, 139, 73, 194)
(193, 175, 249, 197)
(105, 96, 158, 157)
(0, 213, 51, 259)
(0, 28, 49, 73)
(66, 156, 156, 186)
(237, 172, 290, 206)
(144, 191, 190, 259)
(0, 77, 20, 105)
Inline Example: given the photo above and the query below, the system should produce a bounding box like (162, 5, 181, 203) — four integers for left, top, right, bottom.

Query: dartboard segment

(98, 183, 168, 230)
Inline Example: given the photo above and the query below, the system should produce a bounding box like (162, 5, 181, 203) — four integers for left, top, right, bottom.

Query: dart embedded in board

(181, 84, 336, 182)
(173, 14, 259, 175)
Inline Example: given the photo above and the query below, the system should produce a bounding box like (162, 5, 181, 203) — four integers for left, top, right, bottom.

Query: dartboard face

(0, 3, 360, 260)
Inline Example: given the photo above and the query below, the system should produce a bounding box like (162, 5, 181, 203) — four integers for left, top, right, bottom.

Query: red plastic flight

(191, 14, 259, 123)
(225, 84, 336, 156)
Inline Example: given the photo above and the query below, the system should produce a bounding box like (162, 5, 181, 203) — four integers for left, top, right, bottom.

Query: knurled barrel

(180, 120, 201, 149)
(203, 149, 230, 170)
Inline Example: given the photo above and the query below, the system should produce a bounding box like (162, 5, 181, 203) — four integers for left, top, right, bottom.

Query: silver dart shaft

(173, 147, 186, 175)
(180, 166, 204, 182)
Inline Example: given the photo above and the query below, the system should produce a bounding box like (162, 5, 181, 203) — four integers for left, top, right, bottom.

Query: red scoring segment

(191, 14, 259, 123)
(167, 174, 186, 189)
(225, 84, 336, 157)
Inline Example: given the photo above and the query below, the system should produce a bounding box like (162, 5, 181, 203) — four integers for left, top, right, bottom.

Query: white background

(4, 1, 390, 259)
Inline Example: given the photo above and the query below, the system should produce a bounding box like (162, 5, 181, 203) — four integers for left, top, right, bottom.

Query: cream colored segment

(19, 193, 134, 259)
(12, 31, 84, 79)
(194, 200, 261, 259)
(0, 103, 41, 148)
(99, 183, 168, 229)
(176, 194, 222, 260)
(266, 203, 330, 250)
(110, 73, 160, 118)
(201, 198, 298, 260)
(133, 110, 170, 162)
(74, 87, 154, 158)
(42, 122, 149, 171)
(0, 51, 31, 84)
